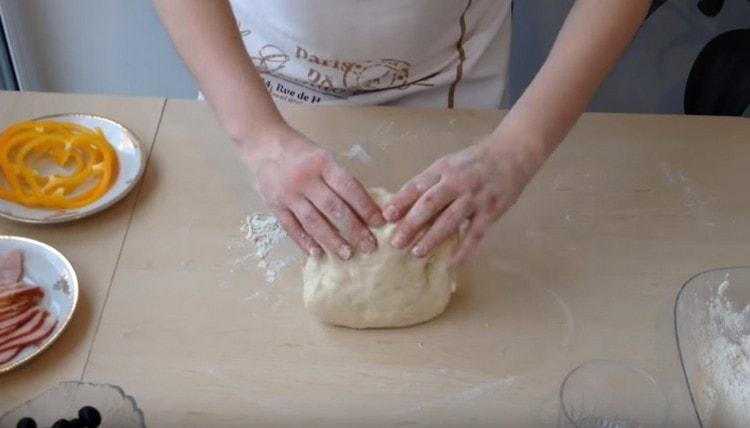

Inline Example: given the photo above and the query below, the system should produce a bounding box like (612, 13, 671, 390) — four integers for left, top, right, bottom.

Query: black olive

(78, 406, 102, 428)
(68, 419, 85, 428)
(51, 420, 71, 428)
(15, 417, 37, 428)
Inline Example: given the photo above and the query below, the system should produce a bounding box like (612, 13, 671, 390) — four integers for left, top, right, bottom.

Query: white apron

(227, 0, 512, 109)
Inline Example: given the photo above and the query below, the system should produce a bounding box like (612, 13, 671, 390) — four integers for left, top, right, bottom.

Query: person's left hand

(382, 133, 539, 264)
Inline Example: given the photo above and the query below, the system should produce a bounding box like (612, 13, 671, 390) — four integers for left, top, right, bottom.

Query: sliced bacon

(0, 314, 56, 354)
(0, 282, 38, 296)
(0, 310, 46, 346)
(0, 307, 39, 337)
(0, 283, 36, 311)
(0, 287, 42, 307)
(0, 296, 42, 322)
(0, 251, 59, 367)
(0, 250, 23, 286)
(0, 300, 31, 318)
(0, 285, 43, 308)
(0, 304, 35, 324)
(0, 284, 37, 298)
(0, 346, 22, 365)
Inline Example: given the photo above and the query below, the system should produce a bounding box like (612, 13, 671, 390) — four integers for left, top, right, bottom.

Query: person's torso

(229, 0, 512, 108)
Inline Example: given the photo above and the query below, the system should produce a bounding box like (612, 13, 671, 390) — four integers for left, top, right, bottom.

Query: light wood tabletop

(3, 92, 750, 426)
(0, 91, 164, 409)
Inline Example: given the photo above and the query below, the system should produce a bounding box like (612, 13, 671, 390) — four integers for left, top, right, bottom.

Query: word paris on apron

(228, 0, 511, 109)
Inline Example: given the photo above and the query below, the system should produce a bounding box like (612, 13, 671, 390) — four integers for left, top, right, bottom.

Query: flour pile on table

(695, 279, 750, 427)
(239, 214, 295, 283)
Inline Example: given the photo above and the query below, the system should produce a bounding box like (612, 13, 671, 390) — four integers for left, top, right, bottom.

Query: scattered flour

(660, 161, 714, 223)
(461, 376, 522, 400)
(573, 416, 641, 428)
(243, 214, 286, 259)
(540, 286, 575, 349)
(696, 279, 750, 427)
(256, 257, 295, 283)
(372, 121, 395, 150)
(343, 143, 372, 163)
(239, 214, 294, 283)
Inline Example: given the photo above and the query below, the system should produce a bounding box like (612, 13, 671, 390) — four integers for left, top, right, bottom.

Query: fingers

(411, 197, 473, 258)
(322, 162, 385, 227)
(291, 199, 353, 261)
(275, 209, 322, 257)
(391, 182, 455, 249)
(450, 214, 491, 264)
(383, 170, 441, 222)
(307, 183, 376, 255)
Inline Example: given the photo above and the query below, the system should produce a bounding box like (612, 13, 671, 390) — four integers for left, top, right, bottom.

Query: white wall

(0, 0, 198, 97)
(510, 0, 750, 114)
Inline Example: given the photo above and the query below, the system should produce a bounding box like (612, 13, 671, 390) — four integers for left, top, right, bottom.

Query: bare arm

(499, 0, 652, 167)
(154, 0, 385, 259)
(153, 0, 282, 152)
(386, 0, 652, 262)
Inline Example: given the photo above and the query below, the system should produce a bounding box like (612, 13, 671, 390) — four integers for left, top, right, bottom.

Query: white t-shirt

(227, 0, 511, 109)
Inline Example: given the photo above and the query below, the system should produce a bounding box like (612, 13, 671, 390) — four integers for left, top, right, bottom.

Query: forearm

(153, 0, 286, 158)
(495, 0, 650, 171)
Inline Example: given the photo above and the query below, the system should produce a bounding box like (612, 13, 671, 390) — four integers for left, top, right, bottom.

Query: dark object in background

(15, 406, 102, 428)
(698, 0, 726, 16)
(685, 28, 750, 115)
(648, 0, 750, 116)
(78, 406, 102, 428)
(15, 417, 36, 428)
(648, 0, 669, 18)
(68, 419, 85, 428)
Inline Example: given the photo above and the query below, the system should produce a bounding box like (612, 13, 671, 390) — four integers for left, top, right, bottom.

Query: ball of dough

(303, 188, 457, 329)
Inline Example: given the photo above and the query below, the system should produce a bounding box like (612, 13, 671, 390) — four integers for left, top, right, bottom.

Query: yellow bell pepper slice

(0, 120, 119, 209)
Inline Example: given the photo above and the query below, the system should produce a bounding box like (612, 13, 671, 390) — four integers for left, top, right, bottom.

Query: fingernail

(369, 213, 386, 227)
(384, 206, 398, 222)
(412, 244, 427, 258)
(391, 233, 407, 249)
(338, 245, 352, 260)
(358, 237, 376, 254)
(310, 247, 322, 258)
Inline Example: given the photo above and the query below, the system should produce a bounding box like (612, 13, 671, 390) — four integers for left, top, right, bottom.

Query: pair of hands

(244, 125, 536, 264)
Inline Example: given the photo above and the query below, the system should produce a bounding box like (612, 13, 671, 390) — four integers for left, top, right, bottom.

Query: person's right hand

(241, 126, 385, 260)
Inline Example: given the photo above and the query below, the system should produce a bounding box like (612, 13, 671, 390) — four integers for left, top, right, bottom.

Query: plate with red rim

(0, 113, 146, 224)
(0, 235, 78, 374)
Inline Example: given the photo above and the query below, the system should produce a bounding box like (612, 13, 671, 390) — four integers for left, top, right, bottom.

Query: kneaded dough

(303, 188, 457, 329)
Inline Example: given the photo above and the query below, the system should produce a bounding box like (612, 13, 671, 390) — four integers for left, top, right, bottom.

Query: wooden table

(0, 91, 164, 409)
(2, 91, 749, 427)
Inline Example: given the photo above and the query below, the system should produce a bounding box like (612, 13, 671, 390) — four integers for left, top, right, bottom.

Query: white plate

(0, 236, 79, 374)
(0, 113, 145, 224)
(0, 382, 145, 427)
